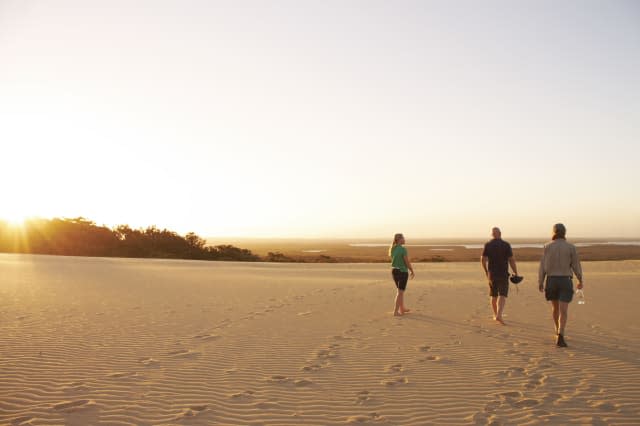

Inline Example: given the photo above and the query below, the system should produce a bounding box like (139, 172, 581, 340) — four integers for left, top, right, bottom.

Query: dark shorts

(392, 268, 409, 291)
(545, 276, 574, 302)
(490, 277, 509, 297)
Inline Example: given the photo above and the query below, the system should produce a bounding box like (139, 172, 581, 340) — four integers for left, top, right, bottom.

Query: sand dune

(1, 254, 639, 425)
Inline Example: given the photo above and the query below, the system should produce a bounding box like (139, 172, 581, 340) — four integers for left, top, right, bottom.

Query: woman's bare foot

(394, 311, 403, 316)
(495, 317, 506, 325)
(401, 308, 411, 314)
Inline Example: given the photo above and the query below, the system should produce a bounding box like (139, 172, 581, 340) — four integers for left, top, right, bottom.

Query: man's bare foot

(394, 311, 403, 317)
(495, 317, 506, 325)
(401, 308, 411, 314)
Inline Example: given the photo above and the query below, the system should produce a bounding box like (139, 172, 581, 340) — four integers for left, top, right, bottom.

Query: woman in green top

(389, 233, 415, 316)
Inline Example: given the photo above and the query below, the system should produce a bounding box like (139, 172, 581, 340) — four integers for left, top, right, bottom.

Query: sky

(1, 0, 639, 239)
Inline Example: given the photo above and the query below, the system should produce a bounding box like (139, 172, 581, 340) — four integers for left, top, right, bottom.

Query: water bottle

(575, 289, 585, 305)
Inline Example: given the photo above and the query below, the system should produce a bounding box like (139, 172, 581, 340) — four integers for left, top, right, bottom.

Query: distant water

(349, 241, 640, 249)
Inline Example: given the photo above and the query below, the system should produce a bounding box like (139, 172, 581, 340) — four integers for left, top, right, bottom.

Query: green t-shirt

(390, 245, 408, 272)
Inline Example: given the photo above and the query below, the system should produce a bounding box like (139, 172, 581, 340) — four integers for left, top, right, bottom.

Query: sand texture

(1, 255, 639, 425)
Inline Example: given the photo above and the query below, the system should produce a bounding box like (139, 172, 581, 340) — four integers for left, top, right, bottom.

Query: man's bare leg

(551, 300, 560, 334)
(553, 301, 569, 347)
(491, 296, 498, 320)
(558, 301, 569, 336)
(495, 296, 506, 325)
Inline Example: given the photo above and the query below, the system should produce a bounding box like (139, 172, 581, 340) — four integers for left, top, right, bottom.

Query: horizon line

(204, 236, 640, 241)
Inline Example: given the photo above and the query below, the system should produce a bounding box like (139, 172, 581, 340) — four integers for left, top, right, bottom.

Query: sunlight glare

(2, 209, 27, 227)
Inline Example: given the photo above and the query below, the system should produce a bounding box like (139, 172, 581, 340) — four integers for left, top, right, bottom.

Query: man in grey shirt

(538, 223, 584, 347)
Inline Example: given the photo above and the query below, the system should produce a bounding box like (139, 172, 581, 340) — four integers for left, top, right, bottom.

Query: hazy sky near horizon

(1, 1, 639, 238)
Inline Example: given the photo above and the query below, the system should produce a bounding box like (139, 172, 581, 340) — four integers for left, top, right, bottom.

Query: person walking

(481, 227, 518, 325)
(538, 223, 584, 347)
(389, 233, 415, 316)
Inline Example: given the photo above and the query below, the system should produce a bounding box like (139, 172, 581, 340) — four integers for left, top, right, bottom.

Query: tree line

(0, 217, 259, 261)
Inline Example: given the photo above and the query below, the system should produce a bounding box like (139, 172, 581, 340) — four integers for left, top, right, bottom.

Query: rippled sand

(1, 255, 639, 425)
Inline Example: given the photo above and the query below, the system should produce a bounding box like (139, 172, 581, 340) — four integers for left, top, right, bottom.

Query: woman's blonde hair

(389, 233, 404, 256)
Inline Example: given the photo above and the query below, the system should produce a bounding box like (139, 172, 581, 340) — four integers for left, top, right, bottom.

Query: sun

(2, 209, 28, 227)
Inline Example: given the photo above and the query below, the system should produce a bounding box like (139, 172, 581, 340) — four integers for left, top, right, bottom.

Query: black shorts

(545, 276, 573, 302)
(490, 277, 509, 297)
(392, 268, 409, 291)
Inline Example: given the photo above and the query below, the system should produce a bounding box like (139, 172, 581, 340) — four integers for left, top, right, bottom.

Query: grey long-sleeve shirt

(538, 238, 583, 286)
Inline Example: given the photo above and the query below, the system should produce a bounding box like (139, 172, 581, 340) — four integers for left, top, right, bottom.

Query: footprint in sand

(552, 394, 576, 406)
(385, 363, 404, 373)
(417, 345, 431, 352)
(192, 333, 221, 341)
(494, 366, 516, 378)
(333, 335, 353, 341)
(229, 390, 255, 400)
(53, 399, 95, 412)
(541, 392, 561, 403)
(139, 357, 159, 366)
(267, 375, 291, 384)
(419, 355, 444, 363)
(173, 405, 208, 420)
(212, 319, 231, 330)
(301, 363, 323, 372)
(513, 398, 541, 408)
(297, 311, 313, 316)
(535, 361, 556, 370)
(167, 349, 200, 358)
(498, 390, 523, 399)
(107, 371, 139, 379)
(254, 401, 281, 410)
(356, 390, 372, 404)
(583, 384, 605, 394)
(589, 400, 620, 412)
(345, 324, 360, 334)
(505, 366, 525, 377)
(483, 399, 502, 414)
(294, 378, 313, 387)
(317, 348, 338, 360)
(524, 373, 547, 390)
(467, 411, 490, 424)
(346, 412, 385, 423)
(382, 377, 409, 386)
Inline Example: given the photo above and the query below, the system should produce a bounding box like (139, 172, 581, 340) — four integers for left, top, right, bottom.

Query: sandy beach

(1, 254, 639, 425)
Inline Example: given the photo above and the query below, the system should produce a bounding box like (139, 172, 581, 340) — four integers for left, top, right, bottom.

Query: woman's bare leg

(394, 290, 404, 316)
